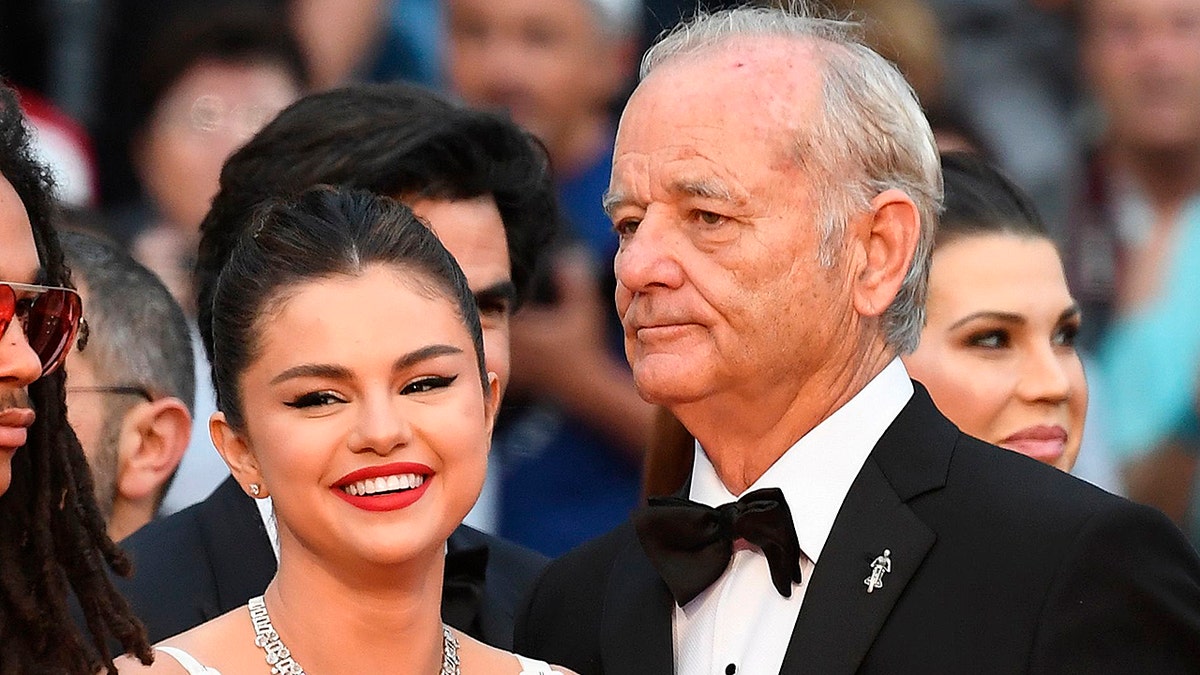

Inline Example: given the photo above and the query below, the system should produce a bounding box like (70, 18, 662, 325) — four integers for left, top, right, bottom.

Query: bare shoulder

(109, 604, 258, 674)
(455, 630, 578, 674)
(109, 650, 186, 674)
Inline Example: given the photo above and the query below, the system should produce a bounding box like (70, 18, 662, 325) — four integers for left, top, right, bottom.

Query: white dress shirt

(673, 359, 913, 675)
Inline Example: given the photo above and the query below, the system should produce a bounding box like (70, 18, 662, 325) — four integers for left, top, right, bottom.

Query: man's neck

(1108, 142, 1200, 222)
(676, 345, 894, 494)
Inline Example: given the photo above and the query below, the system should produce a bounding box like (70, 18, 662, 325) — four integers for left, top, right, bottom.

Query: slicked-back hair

(938, 151, 1049, 247)
(641, 3, 942, 354)
(0, 84, 152, 673)
(196, 83, 561, 369)
(211, 186, 486, 430)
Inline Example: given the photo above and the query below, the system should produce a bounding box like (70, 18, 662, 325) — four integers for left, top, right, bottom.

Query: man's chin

(632, 368, 709, 408)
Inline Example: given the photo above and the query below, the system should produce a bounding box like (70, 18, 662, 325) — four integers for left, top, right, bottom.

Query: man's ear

(210, 411, 266, 498)
(114, 397, 192, 504)
(849, 188, 921, 318)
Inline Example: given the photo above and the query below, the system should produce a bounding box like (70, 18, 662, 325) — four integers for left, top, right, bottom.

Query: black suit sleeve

(516, 528, 630, 675)
(1030, 501, 1200, 673)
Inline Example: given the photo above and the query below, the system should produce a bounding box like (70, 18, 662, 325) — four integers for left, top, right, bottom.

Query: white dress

(155, 646, 564, 674)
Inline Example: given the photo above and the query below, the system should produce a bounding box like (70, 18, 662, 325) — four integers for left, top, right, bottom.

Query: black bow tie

(633, 487, 803, 607)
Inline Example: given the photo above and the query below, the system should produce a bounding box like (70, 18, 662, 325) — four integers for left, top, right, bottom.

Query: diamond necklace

(248, 595, 461, 674)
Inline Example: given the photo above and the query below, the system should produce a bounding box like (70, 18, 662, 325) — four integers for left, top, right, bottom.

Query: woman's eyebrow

(269, 345, 466, 386)
(948, 311, 1023, 331)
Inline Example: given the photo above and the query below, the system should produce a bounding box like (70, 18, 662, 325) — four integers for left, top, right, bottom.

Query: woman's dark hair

(211, 186, 487, 429)
(0, 85, 152, 672)
(937, 151, 1049, 248)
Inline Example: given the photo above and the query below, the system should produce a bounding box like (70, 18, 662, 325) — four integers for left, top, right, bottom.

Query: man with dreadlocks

(0, 83, 152, 673)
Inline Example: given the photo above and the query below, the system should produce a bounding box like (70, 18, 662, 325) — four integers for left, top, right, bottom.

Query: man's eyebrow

(670, 178, 736, 203)
(602, 190, 628, 218)
(602, 179, 741, 218)
(473, 280, 518, 309)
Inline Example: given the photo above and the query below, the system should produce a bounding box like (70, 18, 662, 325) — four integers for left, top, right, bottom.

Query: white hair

(640, 4, 942, 354)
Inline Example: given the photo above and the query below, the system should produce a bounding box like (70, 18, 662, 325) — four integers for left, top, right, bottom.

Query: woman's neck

(263, 542, 448, 674)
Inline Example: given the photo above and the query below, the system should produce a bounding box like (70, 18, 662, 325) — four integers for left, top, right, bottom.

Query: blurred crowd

(2, 0, 1200, 556)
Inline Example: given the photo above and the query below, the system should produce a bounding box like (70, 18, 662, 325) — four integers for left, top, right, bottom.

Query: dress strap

(155, 646, 223, 675)
(515, 654, 564, 675)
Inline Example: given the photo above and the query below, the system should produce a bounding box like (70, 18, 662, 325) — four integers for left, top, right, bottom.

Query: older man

(515, 6, 1200, 674)
(61, 231, 194, 543)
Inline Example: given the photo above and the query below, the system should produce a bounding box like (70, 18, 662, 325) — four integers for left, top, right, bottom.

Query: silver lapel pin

(864, 549, 891, 593)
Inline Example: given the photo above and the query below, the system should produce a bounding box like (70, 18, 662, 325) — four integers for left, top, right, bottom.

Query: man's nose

(0, 321, 45, 387)
(614, 212, 685, 294)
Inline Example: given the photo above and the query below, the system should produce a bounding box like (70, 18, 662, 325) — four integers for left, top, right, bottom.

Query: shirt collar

(689, 358, 913, 563)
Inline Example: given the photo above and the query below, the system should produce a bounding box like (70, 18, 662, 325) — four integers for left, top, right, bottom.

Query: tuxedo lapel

(600, 529, 675, 674)
(779, 457, 934, 674)
(196, 476, 278, 617)
(779, 385, 953, 675)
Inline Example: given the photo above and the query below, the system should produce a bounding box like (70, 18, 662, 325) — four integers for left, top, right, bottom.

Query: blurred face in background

(903, 234, 1088, 471)
(443, 0, 629, 162)
(1082, 0, 1200, 153)
(135, 59, 301, 231)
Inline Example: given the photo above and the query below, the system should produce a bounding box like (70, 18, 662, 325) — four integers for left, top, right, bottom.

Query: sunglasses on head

(0, 281, 83, 378)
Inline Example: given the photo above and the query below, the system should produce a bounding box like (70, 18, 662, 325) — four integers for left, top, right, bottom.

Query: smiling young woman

(112, 187, 571, 674)
(903, 153, 1088, 472)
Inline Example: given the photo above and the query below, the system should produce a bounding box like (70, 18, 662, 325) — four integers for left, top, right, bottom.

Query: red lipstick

(332, 462, 433, 512)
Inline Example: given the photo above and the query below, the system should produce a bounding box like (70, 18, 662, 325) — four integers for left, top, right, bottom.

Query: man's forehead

(0, 174, 40, 285)
(627, 37, 825, 138)
(643, 34, 825, 95)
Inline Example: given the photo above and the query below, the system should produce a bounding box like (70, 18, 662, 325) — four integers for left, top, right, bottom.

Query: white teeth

(342, 473, 426, 496)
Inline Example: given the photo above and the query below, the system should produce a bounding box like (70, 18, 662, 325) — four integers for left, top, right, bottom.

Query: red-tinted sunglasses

(0, 282, 83, 378)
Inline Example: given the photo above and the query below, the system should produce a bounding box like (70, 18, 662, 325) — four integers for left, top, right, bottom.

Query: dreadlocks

(0, 84, 152, 673)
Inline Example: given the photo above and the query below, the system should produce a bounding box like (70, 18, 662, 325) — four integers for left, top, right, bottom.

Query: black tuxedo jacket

(515, 386, 1200, 674)
(117, 475, 547, 648)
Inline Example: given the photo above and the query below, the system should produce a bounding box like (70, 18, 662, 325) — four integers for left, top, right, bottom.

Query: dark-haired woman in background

(114, 187, 570, 673)
(904, 152, 1088, 472)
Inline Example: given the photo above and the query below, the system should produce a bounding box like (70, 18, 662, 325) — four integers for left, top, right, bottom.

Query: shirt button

(726, 665, 737, 675)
